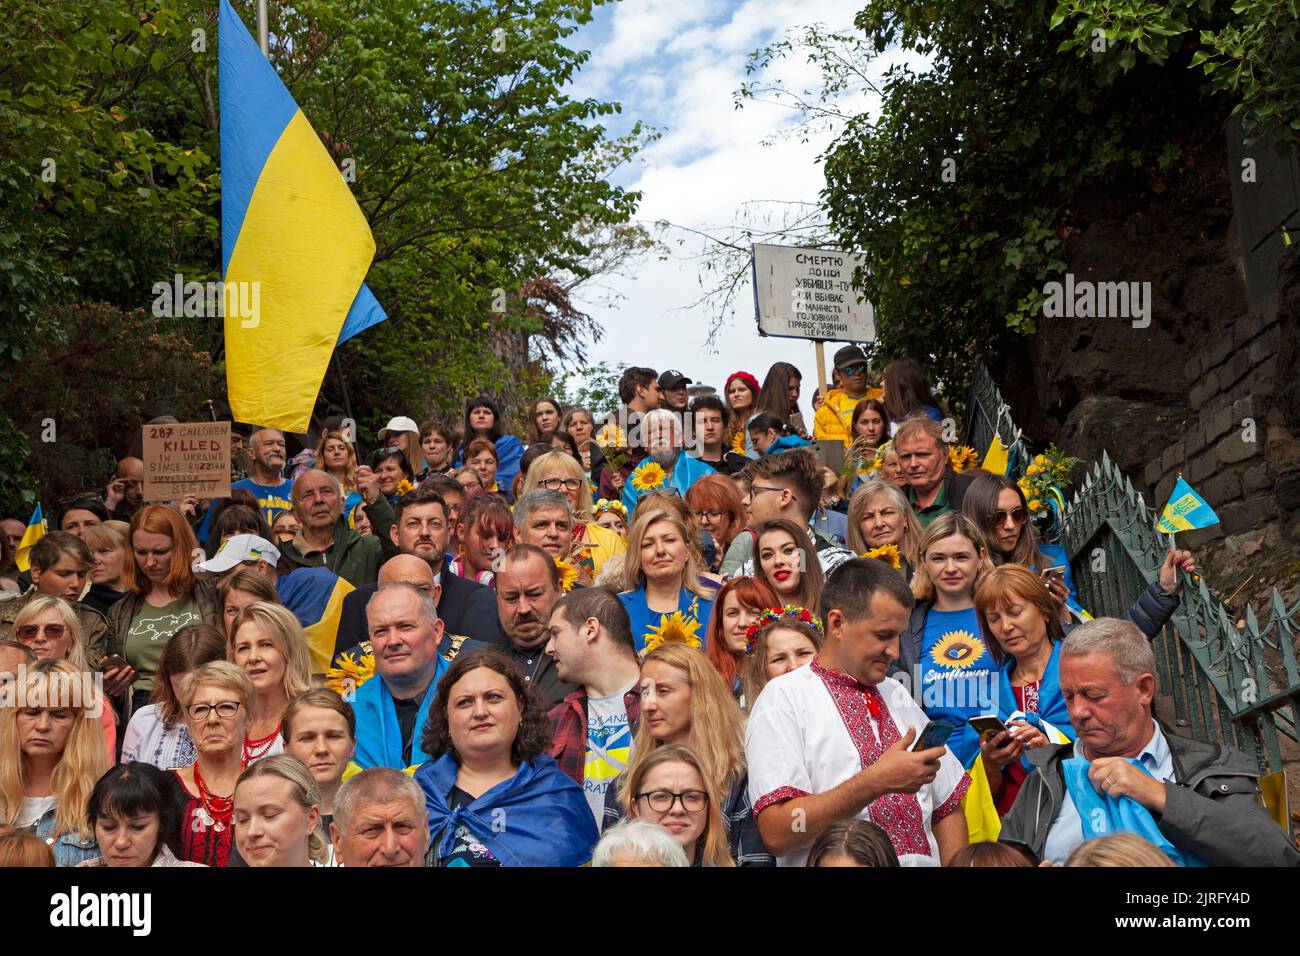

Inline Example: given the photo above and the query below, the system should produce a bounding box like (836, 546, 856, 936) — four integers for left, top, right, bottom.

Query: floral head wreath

(593, 498, 628, 520)
(744, 604, 824, 655)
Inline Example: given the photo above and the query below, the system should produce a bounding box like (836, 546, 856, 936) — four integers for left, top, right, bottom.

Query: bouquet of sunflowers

(1017, 445, 1080, 522)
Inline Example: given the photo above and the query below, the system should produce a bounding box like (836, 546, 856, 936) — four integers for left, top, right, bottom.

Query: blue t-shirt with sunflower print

(918, 607, 997, 767)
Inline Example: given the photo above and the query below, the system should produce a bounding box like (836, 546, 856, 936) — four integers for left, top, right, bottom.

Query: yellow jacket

(813, 387, 882, 446)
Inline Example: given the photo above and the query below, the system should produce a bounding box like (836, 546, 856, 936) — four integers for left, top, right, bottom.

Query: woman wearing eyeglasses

(169, 661, 256, 866)
(685, 474, 746, 575)
(12, 597, 118, 764)
(622, 744, 734, 867)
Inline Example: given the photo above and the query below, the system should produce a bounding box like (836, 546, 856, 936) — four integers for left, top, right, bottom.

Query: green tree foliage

(739, 0, 1291, 390)
(552, 360, 625, 418)
(0, 0, 647, 497)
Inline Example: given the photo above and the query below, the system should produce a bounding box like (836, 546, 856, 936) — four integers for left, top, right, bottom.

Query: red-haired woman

(705, 576, 780, 705)
(684, 474, 746, 575)
(450, 491, 515, 587)
(106, 505, 220, 717)
(723, 371, 760, 458)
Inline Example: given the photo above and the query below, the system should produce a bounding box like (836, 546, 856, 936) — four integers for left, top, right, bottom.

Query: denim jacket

(33, 805, 100, 867)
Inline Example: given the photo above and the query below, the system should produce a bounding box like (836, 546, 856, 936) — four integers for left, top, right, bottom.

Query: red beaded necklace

(192, 759, 242, 830)
(243, 728, 279, 763)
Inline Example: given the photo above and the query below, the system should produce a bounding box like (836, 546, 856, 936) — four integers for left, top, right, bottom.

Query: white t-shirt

(584, 681, 636, 828)
(745, 659, 970, 866)
(17, 795, 56, 828)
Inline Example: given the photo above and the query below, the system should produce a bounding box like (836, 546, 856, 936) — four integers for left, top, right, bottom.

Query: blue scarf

(352, 665, 446, 771)
(415, 754, 598, 867)
(997, 639, 1073, 740)
(1062, 757, 1205, 867)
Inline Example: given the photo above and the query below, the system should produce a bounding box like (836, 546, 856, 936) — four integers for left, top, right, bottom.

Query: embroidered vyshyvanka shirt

(745, 659, 970, 866)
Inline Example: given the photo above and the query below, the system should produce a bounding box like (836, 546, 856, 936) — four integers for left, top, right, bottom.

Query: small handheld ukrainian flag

(1157, 476, 1220, 533)
(220, 0, 386, 432)
(14, 503, 46, 573)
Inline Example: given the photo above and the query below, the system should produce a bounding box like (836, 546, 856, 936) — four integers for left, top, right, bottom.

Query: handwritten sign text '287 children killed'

(142, 422, 231, 501)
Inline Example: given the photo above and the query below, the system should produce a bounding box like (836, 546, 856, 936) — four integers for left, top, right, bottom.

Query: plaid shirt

(547, 686, 642, 787)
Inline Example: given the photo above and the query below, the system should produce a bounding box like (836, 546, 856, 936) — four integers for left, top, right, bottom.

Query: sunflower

(630, 461, 668, 492)
(641, 610, 702, 655)
(596, 422, 627, 448)
(863, 543, 902, 569)
(947, 445, 979, 472)
(929, 630, 986, 670)
(325, 650, 376, 701)
(553, 555, 578, 592)
(730, 430, 746, 456)
(395, 478, 414, 496)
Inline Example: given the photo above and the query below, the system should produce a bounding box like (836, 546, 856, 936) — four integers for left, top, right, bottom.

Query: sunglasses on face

(17, 624, 66, 643)
(989, 507, 1028, 525)
(841, 363, 869, 375)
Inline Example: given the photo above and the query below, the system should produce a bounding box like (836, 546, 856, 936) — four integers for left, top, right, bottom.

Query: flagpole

(257, 0, 269, 56)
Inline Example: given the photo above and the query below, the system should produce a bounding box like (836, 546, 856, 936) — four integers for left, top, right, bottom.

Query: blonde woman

(234, 754, 329, 867)
(13, 597, 117, 763)
(618, 507, 715, 655)
(846, 478, 922, 577)
(892, 512, 1003, 769)
(315, 433, 363, 527)
(0, 659, 106, 865)
(1065, 833, 1174, 868)
(228, 602, 312, 765)
(171, 661, 255, 866)
(622, 744, 735, 867)
(606, 643, 771, 866)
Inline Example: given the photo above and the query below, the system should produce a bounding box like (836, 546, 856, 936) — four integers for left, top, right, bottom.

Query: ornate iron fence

(966, 368, 1300, 775)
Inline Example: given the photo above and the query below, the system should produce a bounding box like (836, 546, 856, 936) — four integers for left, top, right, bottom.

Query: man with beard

(279, 467, 397, 587)
(620, 409, 715, 518)
(197, 428, 296, 542)
(459, 545, 577, 708)
(333, 487, 501, 656)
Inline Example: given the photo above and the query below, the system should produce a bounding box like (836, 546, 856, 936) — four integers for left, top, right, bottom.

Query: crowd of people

(0, 353, 1293, 870)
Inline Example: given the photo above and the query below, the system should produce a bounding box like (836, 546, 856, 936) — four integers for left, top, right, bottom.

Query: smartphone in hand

(909, 720, 957, 752)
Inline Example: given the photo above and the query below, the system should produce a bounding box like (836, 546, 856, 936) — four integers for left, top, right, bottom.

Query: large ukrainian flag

(219, 0, 385, 432)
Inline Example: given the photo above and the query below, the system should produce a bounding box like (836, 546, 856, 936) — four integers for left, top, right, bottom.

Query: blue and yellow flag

(276, 566, 354, 674)
(1157, 476, 1220, 533)
(14, 503, 46, 573)
(219, 0, 385, 432)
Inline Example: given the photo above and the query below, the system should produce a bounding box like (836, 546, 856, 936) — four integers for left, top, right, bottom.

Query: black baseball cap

(833, 345, 870, 371)
(658, 369, 692, 390)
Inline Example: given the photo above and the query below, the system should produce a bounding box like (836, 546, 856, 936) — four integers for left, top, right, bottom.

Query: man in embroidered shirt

(544, 587, 643, 827)
(746, 558, 970, 866)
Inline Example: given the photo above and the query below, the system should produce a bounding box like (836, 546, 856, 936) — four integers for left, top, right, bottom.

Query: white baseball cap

(378, 416, 420, 443)
(196, 534, 282, 575)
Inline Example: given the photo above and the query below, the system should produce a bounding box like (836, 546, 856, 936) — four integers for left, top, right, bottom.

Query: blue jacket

(32, 805, 99, 867)
(415, 753, 598, 867)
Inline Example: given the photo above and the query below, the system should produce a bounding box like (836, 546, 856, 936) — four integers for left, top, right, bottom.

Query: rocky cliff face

(992, 127, 1300, 615)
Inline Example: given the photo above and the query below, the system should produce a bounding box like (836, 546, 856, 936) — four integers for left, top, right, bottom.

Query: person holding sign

(813, 345, 880, 448)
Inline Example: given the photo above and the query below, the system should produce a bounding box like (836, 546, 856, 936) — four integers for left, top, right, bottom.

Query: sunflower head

(729, 430, 746, 455)
(395, 478, 414, 496)
(641, 610, 702, 655)
(630, 461, 668, 492)
(947, 445, 978, 472)
(553, 555, 579, 592)
(325, 650, 376, 701)
(863, 543, 902, 569)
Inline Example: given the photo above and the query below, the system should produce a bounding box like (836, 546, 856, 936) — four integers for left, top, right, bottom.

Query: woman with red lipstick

(81, 762, 201, 867)
(229, 602, 312, 765)
(234, 754, 327, 867)
(0, 659, 105, 866)
(752, 519, 824, 613)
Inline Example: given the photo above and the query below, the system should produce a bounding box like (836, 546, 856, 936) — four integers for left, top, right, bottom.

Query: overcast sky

(556, 0, 926, 408)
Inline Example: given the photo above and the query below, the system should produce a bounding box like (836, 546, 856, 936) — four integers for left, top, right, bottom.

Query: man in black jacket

(999, 617, 1298, 866)
(333, 487, 499, 657)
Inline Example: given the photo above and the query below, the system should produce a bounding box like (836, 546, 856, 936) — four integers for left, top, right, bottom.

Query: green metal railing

(966, 367, 1300, 774)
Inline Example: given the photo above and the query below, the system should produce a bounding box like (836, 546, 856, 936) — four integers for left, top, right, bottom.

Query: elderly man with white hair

(592, 818, 689, 867)
(621, 408, 715, 519)
(999, 617, 1299, 866)
(279, 467, 396, 586)
(331, 767, 430, 867)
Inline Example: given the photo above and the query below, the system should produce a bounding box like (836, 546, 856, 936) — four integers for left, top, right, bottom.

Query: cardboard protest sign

(142, 422, 231, 501)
